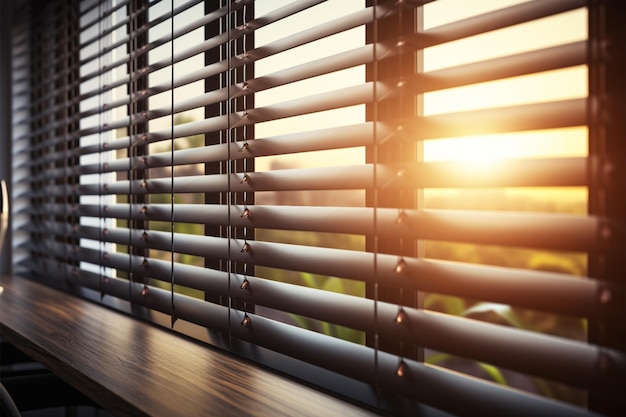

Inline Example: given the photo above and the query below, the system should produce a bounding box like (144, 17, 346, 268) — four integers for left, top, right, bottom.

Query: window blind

(9, 1, 624, 416)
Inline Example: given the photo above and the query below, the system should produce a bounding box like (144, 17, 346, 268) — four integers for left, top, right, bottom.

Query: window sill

(0, 274, 380, 417)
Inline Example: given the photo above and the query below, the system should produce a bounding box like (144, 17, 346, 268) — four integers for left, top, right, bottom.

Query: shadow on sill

(1, 340, 114, 417)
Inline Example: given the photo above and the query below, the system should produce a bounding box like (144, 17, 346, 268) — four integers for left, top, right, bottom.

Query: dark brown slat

(415, 98, 586, 140)
(416, 41, 586, 93)
(418, 0, 586, 49)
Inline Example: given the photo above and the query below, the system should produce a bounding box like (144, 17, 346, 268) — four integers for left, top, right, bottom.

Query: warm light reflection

(424, 127, 588, 165)
(422, 8, 587, 71)
(423, 66, 588, 116)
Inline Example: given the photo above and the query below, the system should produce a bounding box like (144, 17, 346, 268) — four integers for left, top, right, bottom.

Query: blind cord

(170, 0, 177, 328)
(226, 0, 233, 351)
(127, 0, 134, 305)
(372, 0, 380, 404)
(98, 0, 104, 299)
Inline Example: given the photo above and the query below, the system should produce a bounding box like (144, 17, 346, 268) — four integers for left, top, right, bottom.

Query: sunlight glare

(424, 127, 587, 165)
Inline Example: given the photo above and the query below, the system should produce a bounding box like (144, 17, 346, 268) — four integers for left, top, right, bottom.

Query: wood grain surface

(0, 275, 380, 417)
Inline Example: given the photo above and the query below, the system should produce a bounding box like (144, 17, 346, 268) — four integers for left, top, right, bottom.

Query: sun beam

(424, 127, 588, 166)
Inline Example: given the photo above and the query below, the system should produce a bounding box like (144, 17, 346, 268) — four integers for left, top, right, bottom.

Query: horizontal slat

(75, 268, 132, 301)
(74, 230, 229, 287)
(78, 0, 202, 67)
(20, 232, 623, 385)
(139, 0, 364, 94)
(230, 310, 603, 417)
(228, 275, 623, 389)
(26, 253, 228, 332)
(138, 0, 326, 90)
(77, 0, 165, 82)
(28, 156, 586, 198)
(18, 110, 71, 139)
(247, 5, 376, 64)
(191, 157, 582, 190)
(35, 241, 223, 297)
(98, 78, 386, 142)
(141, 12, 245, 80)
(78, 75, 130, 104)
(393, 209, 597, 249)
(26, 210, 608, 317)
(130, 285, 230, 333)
(411, 157, 587, 187)
(80, 36, 129, 79)
(95, 94, 585, 148)
(141, 32, 405, 119)
(238, 206, 595, 250)
(20, 52, 67, 91)
(385, 307, 623, 391)
(78, 95, 132, 120)
(418, 0, 586, 49)
(27, 25, 585, 145)
(18, 94, 95, 129)
(227, 240, 604, 318)
(65, 259, 230, 332)
(73, 122, 374, 174)
(377, 352, 601, 417)
(31, 145, 96, 163)
(416, 41, 586, 93)
(141, 3, 379, 100)
(79, 3, 132, 50)
(38, 221, 603, 317)
(84, 135, 131, 153)
(232, 82, 383, 125)
(78, 203, 597, 251)
(391, 258, 604, 317)
(125, 113, 233, 145)
(146, 122, 375, 167)
(78, 47, 131, 88)
(79, 0, 107, 18)
(23, 238, 625, 390)
(147, 43, 384, 119)
(75, 77, 376, 143)
(415, 99, 586, 139)
(19, 96, 78, 132)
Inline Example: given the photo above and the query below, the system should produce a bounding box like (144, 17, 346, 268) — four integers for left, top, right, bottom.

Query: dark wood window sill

(0, 275, 380, 417)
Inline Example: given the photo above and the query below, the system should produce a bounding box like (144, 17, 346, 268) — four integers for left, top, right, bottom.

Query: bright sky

(142, 0, 588, 171)
(252, 0, 588, 171)
(422, 2, 587, 163)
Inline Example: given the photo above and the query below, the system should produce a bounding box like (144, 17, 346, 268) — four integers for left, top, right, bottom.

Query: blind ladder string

(127, 0, 134, 304)
(395, 0, 407, 376)
(100, 0, 111, 298)
(226, 0, 233, 349)
(98, 0, 104, 298)
(170, 0, 176, 327)
(239, 2, 250, 319)
(140, 0, 149, 299)
(372, 0, 381, 403)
